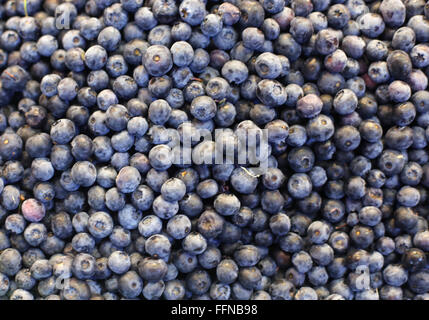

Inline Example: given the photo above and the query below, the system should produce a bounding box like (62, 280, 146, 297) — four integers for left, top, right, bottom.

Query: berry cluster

(0, 0, 428, 300)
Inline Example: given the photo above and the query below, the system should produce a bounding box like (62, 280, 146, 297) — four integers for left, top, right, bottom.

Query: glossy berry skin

(21, 199, 46, 223)
(143, 45, 173, 77)
(0, 0, 426, 302)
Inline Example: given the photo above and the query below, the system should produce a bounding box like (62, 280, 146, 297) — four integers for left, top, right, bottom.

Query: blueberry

(316, 29, 340, 56)
(97, 26, 121, 51)
(333, 89, 358, 115)
(185, 269, 211, 296)
(148, 99, 172, 125)
(115, 166, 141, 194)
(105, 104, 129, 132)
(0, 0, 427, 301)
(163, 280, 185, 300)
(0, 248, 22, 276)
(159, 178, 186, 202)
(221, 60, 249, 84)
(359, 206, 382, 226)
(214, 193, 241, 216)
(108, 251, 131, 275)
(23, 222, 47, 247)
(294, 286, 318, 300)
(383, 264, 408, 287)
(308, 221, 331, 244)
(242, 27, 265, 51)
(217, 2, 240, 26)
(334, 125, 361, 151)
(402, 248, 427, 272)
(386, 50, 413, 81)
(201, 14, 223, 37)
(21, 198, 45, 222)
(396, 186, 421, 207)
(182, 232, 207, 255)
(143, 45, 173, 77)
(141, 279, 164, 300)
(170, 41, 194, 68)
(179, 0, 205, 26)
(87, 211, 114, 239)
(189, 96, 217, 122)
(117, 270, 142, 299)
(85, 45, 108, 70)
(106, 54, 128, 77)
(351, 225, 375, 249)
(87, 70, 109, 91)
(288, 173, 312, 199)
(69, 161, 97, 187)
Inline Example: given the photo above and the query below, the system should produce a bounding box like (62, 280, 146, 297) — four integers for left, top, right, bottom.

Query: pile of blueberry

(0, 0, 428, 301)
